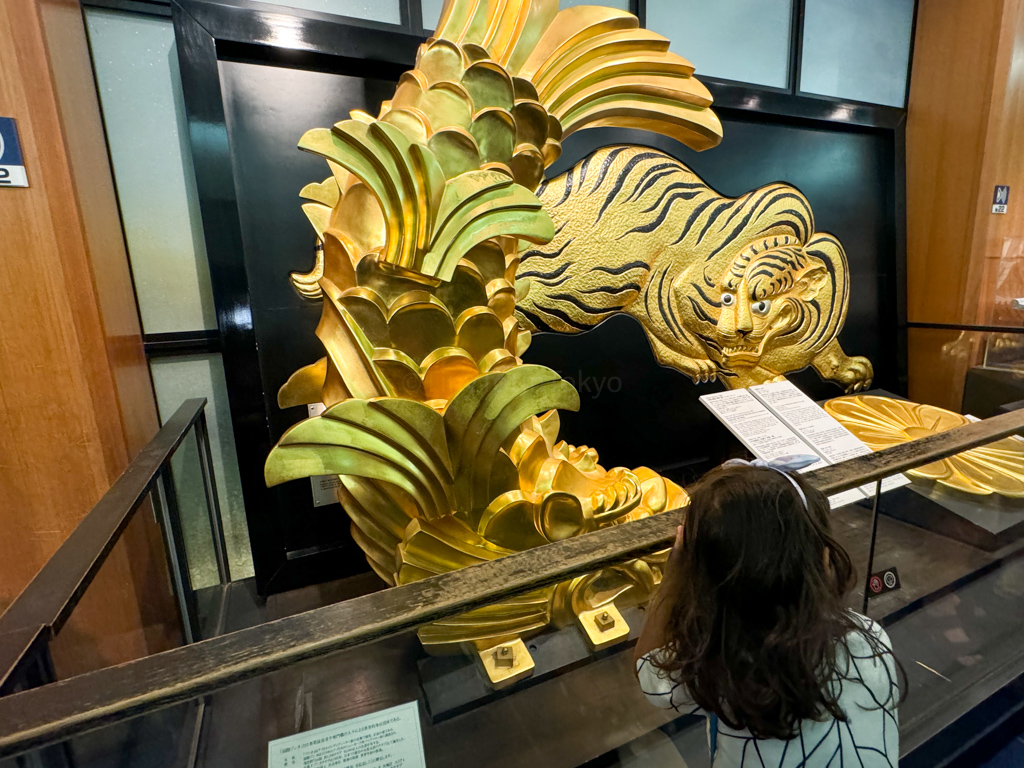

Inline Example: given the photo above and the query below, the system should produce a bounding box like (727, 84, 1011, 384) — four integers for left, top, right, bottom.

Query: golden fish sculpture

(264, 0, 708, 686)
(516, 146, 875, 391)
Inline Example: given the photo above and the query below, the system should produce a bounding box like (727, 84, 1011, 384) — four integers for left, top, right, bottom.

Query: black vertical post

(195, 411, 230, 586)
(155, 469, 201, 644)
(861, 479, 884, 615)
(788, 0, 807, 95)
(404, 0, 423, 35)
(634, 0, 646, 28)
(12, 646, 75, 768)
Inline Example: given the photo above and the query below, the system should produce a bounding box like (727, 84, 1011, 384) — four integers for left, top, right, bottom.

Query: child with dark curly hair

(635, 458, 901, 767)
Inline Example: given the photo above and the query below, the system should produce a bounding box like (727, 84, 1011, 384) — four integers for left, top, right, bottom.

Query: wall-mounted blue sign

(0, 117, 29, 188)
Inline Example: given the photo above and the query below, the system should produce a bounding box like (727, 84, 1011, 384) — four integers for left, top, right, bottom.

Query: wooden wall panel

(36, 0, 181, 667)
(905, 0, 1006, 326)
(0, 0, 178, 675)
(972, 0, 1024, 326)
(906, 0, 1024, 407)
(38, 0, 160, 457)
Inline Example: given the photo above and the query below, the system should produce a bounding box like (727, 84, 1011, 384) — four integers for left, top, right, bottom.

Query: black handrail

(0, 406, 1022, 757)
(0, 398, 221, 698)
(0, 400, 204, 638)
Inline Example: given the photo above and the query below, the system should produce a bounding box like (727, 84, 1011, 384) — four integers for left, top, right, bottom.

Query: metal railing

(1, 405, 1024, 759)
(0, 398, 229, 698)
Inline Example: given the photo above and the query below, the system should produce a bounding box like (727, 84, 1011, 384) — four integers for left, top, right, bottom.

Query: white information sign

(700, 388, 825, 465)
(701, 382, 908, 508)
(700, 389, 863, 509)
(750, 382, 909, 495)
(308, 403, 341, 507)
(268, 701, 426, 768)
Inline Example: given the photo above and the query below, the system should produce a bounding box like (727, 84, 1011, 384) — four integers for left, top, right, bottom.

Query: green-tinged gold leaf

(417, 38, 467, 86)
(301, 202, 332, 240)
(299, 177, 340, 207)
(317, 290, 394, 401)
(463, 61, 515, 111)
(428, 128, 481, 180)
(265, 397, 453, 519)
(423, 170, 553, 280)
(470, 108, 516, 167)
(277, 357, 328, 408)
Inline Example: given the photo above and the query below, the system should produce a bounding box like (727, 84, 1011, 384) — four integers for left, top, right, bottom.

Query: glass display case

(3, 399, 1024, 768)
(4, 0, 1019, 765)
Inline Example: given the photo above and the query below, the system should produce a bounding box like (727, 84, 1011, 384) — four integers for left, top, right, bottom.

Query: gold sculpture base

(477, 639, 536, 688)
(576, 604, 630, 652)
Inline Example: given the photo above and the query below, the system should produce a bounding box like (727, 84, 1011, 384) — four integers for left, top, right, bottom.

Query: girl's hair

(654, 463, 894, 740)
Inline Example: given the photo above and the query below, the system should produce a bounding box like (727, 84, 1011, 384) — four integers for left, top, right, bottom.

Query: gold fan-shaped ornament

(824, 395, 1024, 498)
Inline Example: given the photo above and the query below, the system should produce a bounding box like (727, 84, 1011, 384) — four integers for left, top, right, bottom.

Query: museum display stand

(2, 399, 1024, 768)
(3, 0, 1020, 765)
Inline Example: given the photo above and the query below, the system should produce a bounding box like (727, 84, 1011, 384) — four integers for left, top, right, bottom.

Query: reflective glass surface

(85, 9, 217, 334)
(422, 0, 630, 33)
(645, 0, 793, 88)
(421, 0, 444, 31)
(560, 0, 630, 9)
(250, 0, 402, 25)
(150, 354, 253, 585)
(800, 0, 915, 107)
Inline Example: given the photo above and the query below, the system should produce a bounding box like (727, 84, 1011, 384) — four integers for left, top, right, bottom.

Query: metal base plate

(418, 605, 643, 723)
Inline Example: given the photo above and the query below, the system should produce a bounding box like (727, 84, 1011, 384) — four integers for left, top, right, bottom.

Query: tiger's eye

(720, 292, 735, 307)
(751, 299, 772, 316)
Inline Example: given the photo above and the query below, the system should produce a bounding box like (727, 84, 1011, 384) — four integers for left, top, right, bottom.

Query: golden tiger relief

(515, 146, 874, 392)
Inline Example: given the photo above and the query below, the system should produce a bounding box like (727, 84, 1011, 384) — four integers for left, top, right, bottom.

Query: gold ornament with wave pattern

(265, 0, 706, 686)
(515, 146, 874, 392)
(824, 395, 1024, 497)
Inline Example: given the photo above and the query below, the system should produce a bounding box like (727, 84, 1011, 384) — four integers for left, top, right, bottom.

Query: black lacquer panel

(216, 60, 402, 587)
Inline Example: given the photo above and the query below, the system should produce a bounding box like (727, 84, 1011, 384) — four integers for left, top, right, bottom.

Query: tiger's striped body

(515, 146, 873, 391)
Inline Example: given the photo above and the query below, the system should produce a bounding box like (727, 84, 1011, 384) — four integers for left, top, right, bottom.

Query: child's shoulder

(844, 611, 892, 652)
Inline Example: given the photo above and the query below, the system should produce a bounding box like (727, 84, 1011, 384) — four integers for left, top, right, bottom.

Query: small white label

(0, 118, 29, 188)
(0, 165, 28, 187)
(308, 403, 340, 507)
(268, 701, 425, 768)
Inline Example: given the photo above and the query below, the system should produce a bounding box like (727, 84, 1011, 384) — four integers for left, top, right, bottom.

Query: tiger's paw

(683, 358, 718, 384)
(837, 356, 873, 393)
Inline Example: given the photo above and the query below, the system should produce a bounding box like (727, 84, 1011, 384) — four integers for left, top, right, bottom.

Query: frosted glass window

(800, 0, 914, 107)
(150, 354, 253, 586)
(85, 9, 217, 334)
(560, 0, 630, 9)
(423, 0, 629, 32)
(645, 0, 792, 89)
(251, 0, 401, 25)
(422, 0, 444, 31)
